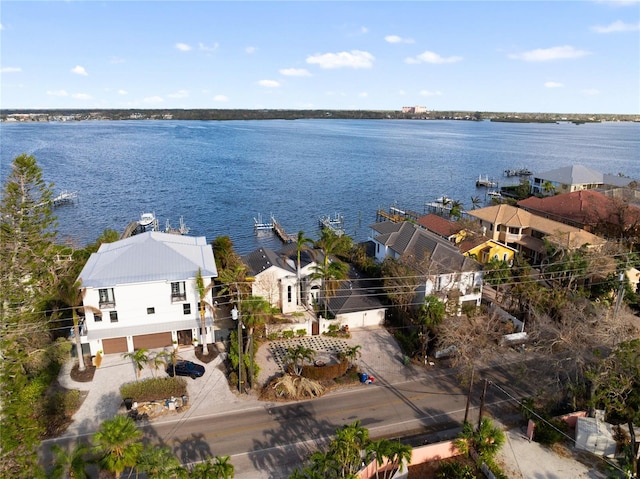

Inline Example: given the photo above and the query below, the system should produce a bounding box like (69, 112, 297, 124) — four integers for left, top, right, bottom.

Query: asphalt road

(140, 364, 525, 479)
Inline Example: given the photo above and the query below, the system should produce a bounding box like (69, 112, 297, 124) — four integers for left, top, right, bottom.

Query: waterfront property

(530, 164, 637, 196)
(467, 204, 606, 264)
(369, 221, 483, 311)
(77, 231, 218, 355)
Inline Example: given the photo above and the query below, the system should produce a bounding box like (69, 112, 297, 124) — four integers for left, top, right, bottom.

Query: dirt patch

(70, 359, 96, 382)
(258, 371, 362, 402)
(194, 345, 220, 364)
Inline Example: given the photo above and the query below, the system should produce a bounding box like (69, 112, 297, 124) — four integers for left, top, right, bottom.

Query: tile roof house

(77, 231, 218, 355)
(457, 233, 518, 265)
(517, 190, 640, 240)
(369, 221, 483, 310)
(467, 204, 606, 264)
(530, 164, 636, 196)
(416, 214, 459, 242)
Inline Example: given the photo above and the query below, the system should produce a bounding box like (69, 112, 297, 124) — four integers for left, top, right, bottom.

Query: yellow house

(458, 233, 518, 265)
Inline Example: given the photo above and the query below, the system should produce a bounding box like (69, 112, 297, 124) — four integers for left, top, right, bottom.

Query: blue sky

(1, 1, 639, 114)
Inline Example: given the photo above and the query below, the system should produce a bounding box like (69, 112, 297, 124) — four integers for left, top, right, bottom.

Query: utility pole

(613, 272, 625, 321)
(464, 366, 475, 424)
(477, 378, 488, 431)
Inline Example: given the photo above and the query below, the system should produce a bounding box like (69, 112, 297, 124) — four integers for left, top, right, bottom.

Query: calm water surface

(1, 119, 638, 254)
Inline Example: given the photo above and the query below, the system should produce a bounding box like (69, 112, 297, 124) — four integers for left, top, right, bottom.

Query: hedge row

(300, 359, 349, 381)
(120, 377, 187, 402)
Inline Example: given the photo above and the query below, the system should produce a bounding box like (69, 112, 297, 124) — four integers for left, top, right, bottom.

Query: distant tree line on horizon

(2, 108, 637, 123)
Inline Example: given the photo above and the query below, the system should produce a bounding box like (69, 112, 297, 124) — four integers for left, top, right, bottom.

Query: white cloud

(175, 43, 192, 52)
(245, 46, 256, 54)
(582, 88, 600, 96)
(508, 45, 590, 61)
(1, 67, 21, 73)
(591, 20, 640, 33)
(419, 89, 443, 96)
(385, 35, 414, 44)
(358, 92, 368, 98)
(199, 42, 219, 52)
(72, 93, 92, 100)
(258, 80, 280, 87)
(405, 50, 462, 64)
(143, 96, 164, 103)
(594, 0, 640, 6)
(47, 90, 69, 97)
(398, 89, 406, 95)
(0, 23, 4, 30)
(279, 68, 311, 77)
(71, 65, 88, 76)
(306, 50, 375, 69)
(118, 89, 128, 95)
(168, 89, 189, 98)
(360, 26, 369, 34)
(544, 81, 564, 88)
(110, 57, 125, 64)
(213, 95, 229, 102)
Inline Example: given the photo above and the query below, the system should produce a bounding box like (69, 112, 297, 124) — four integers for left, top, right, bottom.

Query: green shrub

(533, 418, 567, 445)
(282, 330, 295, 339)
(267, 332, 280, 341)
(296, 329, 306, 337)
(120, 377, 187, 402)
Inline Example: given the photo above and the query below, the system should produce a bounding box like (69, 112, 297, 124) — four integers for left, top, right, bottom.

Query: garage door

(133, 332, 172, 350)
(103, 337, 128, 354)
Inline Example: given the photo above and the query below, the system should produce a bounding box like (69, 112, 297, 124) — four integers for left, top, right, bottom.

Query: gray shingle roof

(243, 247, 296, 276)
(78, 232, 217, 288)
(326, 279, 386, 315)
(372, 221, 480, 274)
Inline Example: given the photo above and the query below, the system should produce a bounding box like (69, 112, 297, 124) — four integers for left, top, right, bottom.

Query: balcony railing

(99, 301, 115, 309)
(171, 293, 187, 302)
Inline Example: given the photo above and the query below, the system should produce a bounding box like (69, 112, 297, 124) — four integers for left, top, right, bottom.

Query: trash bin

(359, 373, 368, 383)
(124, 398, 134, 410)
(182, 395, 188, 406)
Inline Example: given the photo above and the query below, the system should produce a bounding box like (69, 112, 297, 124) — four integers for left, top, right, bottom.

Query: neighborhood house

(77, 231, 218, 356)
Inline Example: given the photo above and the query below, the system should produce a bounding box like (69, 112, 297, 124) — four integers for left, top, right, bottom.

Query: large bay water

(1, 119, 638, 254)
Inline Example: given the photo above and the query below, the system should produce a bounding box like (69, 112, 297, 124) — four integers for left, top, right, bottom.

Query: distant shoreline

(1, 109, 638, 123)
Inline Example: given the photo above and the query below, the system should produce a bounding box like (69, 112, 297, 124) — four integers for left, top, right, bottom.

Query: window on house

(147, 307, 155, 315)
(171, 281, 186, 302)
(98, 288, 115, 308)
(503, 253, 508, 262)
(508, 226, 520, 235)
(183, 303, 191, 315)
(287, 285, 292, 303)
(109, 311, 118, 323)
(94, 313, 102, 322)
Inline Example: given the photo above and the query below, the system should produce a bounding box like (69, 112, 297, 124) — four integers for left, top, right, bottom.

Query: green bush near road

(120, 377, 187, 402)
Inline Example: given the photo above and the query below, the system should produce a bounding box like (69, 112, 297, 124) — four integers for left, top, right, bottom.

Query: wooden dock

(254, 214, 295, 243)
(376, 206, 420, 223)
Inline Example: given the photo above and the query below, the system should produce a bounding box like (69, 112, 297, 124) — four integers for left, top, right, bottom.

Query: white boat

(138, 212, 156, 227)
(487, 190, 502, 199)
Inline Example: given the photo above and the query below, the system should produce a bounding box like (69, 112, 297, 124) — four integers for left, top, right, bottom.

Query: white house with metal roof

(77, 231, 217, 355)
(530, 164, 636, 196)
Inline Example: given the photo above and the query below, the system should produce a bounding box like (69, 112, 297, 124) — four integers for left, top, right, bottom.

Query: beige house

(468, 204, 606, 264)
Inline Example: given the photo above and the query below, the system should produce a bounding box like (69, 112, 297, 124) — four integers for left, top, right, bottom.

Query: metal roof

(78, 231, 217, 288)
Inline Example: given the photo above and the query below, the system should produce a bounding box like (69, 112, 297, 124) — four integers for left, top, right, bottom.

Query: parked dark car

(166, 360, 205, 379)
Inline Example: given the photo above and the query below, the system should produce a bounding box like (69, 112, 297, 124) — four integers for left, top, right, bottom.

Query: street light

(231, 305, 243, 393)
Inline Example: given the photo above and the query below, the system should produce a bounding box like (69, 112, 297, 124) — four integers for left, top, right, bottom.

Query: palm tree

(92, 416, 143, 479)
(295, 230, 313, 307)
(135, 445, 184, 479)
(211, 455, 234, 479)
(286, 345, 315, 375)
(454, 418, 505, 460)
(343, 345, 362, 367)
(147, 351, 168, 378)
(122, 348, 149, 380)
(470, 196, 481, 210)
(330, 420, 370, 477)
(366, 439, 392, 479)
(239, 296, 271, 354)
(310, 259, 349, 318)
(382, 441, 412, 479)
(50, 442, 92, 479)
(57, 278, 101, 372)
(450, 199, 463, 219)
(195, 267, 215, 355)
